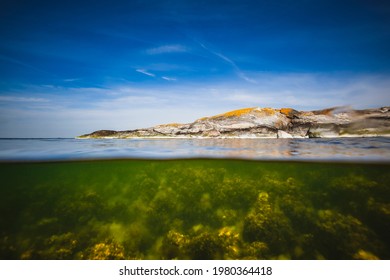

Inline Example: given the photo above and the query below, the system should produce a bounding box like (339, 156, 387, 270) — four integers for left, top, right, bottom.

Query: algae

(0, 159, 389, 259)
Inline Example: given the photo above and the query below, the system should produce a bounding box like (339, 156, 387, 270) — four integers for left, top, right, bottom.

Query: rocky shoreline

(78, 106, 390, 139)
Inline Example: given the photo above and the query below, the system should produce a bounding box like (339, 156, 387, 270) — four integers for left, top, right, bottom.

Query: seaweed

(0, 160, 389, 259)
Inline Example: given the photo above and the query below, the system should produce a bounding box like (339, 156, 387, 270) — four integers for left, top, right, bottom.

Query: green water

(0, 159, 389, 260)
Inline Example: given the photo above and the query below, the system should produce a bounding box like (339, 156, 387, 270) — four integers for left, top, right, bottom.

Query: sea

(0, 137, 389, 260)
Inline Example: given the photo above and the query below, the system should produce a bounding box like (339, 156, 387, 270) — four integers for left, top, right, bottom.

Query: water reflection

(0, 137, 389, 161)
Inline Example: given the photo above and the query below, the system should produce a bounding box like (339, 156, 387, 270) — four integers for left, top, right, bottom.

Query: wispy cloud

(136, 69, 155, 77)
(212, 73, 390, 110)
(63, 78, 80, 82)
(0, 96, 49, 103)
(146, 44, 187, 55)
(0, 54, 53, 76)
(197, 41, 256, 84)
(237, 72, 257, 84)
(1, 73, 389, 137)
(136, 69, 177, 81)
(162, 76, 177, 81)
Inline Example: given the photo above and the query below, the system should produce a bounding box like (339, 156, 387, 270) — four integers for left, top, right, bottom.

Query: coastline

(77, 106, 390, 140)
(76, 133, 390, 140)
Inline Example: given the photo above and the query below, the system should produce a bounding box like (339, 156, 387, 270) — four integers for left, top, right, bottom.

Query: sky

(0, 0, 390, 137)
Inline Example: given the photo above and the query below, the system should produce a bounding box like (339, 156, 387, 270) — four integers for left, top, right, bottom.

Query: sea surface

(1, 137, 390, 161)
(0, 137, 389, 260)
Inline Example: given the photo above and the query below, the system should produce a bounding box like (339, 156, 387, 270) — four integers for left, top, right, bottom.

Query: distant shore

(78, 106, 390, 139)
(76, 133, 390, 139)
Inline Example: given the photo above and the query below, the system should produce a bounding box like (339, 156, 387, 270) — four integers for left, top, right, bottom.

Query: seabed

(0, 159, 389, 260)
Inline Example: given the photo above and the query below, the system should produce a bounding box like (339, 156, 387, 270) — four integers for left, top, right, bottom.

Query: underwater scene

(0, 159, 389, 260)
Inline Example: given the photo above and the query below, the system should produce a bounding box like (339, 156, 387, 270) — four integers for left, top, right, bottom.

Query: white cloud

(63, 78, 80, 82)
(136, 69, 155, 77)
(136, 69, 177, 82)
(0, 96, 49, 103)
(1, 73, 389, 137)
(214, 73, 390, 110)
(146, 44, 187, 55)
(237, 72, 257, 84)
(162, 76, 177, 81)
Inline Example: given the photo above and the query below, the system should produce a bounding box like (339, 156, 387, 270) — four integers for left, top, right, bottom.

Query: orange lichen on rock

(280, 108, 293, 116)
(259, 107, 277, 116)
(158, 123, 182, 127)
(199, 107, 282, 121)
(279, 108, 299, 118)
(280, 108, 293, 115)
(211, 107, 256, 119)
(313, 107, 337, 116)
(197, 116, 209, 121)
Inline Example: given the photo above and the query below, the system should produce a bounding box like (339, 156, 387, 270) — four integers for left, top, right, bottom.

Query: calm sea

(1, 137, 390, 161)
(1, 137, 389, 260)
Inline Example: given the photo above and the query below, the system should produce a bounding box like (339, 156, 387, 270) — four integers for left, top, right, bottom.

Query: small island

(78, 106, 390, 139)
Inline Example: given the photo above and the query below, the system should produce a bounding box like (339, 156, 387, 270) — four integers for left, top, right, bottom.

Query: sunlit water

(0, 138, 389, 260)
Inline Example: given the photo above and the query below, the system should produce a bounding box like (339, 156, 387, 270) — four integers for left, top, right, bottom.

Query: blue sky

(0, 0, 389, 137)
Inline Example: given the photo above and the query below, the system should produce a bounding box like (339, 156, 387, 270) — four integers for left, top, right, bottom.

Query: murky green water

(0, 159, 389, 260)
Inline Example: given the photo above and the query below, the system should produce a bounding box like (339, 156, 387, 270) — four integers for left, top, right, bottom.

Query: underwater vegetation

(0, 159, 389, 260)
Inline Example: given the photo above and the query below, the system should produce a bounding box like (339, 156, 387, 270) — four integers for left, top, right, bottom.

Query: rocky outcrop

(78, 106, 390, 139)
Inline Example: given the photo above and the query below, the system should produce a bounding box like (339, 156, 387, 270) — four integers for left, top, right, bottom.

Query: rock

(202, 129, 220, 137)
(77, 106, 390, 139)
(277, 130, 293, 138)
